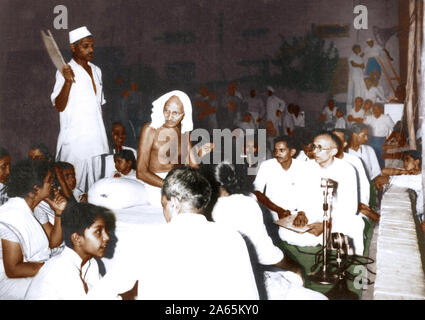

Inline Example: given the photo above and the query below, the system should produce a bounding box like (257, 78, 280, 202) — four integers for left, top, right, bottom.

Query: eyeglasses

(312, 144, 333, 152)
(164, 110, 184, 118)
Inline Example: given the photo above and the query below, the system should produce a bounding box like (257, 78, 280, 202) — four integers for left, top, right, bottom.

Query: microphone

(320, 178, 338, 193)
(320, 178, 338, 211)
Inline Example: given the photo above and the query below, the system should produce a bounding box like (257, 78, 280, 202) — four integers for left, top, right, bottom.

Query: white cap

(366, 38, 373, 42)
(267, 86, 275, 93)
(69, 26, 92, 44)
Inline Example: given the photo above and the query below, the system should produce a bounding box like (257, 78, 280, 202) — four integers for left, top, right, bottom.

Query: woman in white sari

(0, 160, 66, 299)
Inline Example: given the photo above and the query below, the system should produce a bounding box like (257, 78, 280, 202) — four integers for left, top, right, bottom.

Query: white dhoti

(144, 172, 169, 208)
(263, 270, 327, 300)
(278, 227, 323, 248)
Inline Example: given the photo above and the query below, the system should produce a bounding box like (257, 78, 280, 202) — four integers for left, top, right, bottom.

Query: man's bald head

(163, 95, 185, 128)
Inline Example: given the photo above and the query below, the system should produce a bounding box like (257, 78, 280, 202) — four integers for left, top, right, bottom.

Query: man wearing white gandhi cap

(51, 26, 109, 193)
(136, 90, 199, 207)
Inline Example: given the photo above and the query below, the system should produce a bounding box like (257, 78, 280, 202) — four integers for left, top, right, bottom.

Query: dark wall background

(0, 0, 400, 161)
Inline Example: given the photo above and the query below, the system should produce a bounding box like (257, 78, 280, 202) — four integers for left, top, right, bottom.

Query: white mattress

(102, 204, 166, 273)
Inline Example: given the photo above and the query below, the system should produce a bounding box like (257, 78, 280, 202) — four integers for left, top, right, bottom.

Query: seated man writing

(288, 132, 365, 255)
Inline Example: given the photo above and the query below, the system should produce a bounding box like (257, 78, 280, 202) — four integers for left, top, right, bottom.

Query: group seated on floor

(0, 84, 423, 300)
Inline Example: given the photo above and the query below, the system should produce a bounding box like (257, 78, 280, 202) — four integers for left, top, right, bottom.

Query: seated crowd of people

(0, 83, 422, 300)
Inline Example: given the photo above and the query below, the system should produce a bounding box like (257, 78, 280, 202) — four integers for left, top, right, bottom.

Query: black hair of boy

(61, 202, 116, 249)
(113, 149, 136, 170)
(54, 161, 75, 171)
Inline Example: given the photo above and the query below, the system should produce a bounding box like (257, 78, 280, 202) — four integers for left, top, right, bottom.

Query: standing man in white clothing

(247, 89, 265, 128)
(266, 86, 286, 136)
(51, 26, 109, 193)
(346, 44, 366, 115)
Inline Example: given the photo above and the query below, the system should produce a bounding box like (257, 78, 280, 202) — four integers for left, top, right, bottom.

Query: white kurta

(347, 108, 365, 127)
(321, 105, 338, 125)
(364, 114, 394, 137)
(25, 247, 101, 300)
(247, 96, 265, 121)
(299, 159, 365, 255)
(346, 52, 366, 114)
(282, 112, 295, 135)
(341, 152, 370, 205)
(363, 86, 386, 104)
(88, 213, 259, 300)
(348, 145, 381, 180)
(363, 44, 383, 62)
(266, 95, 286, 129)
(292, 113, 305, 127)
(254, 158, 306, 220)
(212, 194, 284, 265)
(51, 59, 109, 191)
(335, 116, 347, 129)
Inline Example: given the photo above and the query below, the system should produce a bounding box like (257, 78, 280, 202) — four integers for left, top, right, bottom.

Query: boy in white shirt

(25, 202, 116, 300)
(334, 109, 347, 129)
(375, 150, 424, 232)
(112, 149, 137, 180)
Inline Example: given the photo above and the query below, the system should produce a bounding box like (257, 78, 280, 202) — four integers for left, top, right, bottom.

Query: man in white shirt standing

(266, 86, 286, 136)
(346, 45, 366, 115)
(246, 89, 265, 128)
(282, 104, 295, 136)
(51, 26, 109, 193)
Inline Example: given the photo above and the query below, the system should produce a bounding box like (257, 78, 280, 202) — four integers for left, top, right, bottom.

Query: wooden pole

(405, 0, 417, 150)
(419, 0, 425, 218)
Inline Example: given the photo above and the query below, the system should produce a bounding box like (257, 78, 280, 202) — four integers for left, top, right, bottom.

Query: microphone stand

(309, 178, 338, 285)
(326, 233, 359, 300)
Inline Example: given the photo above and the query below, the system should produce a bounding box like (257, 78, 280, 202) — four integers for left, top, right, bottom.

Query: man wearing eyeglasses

(137, 90, 198, 207)
(294, 132, 365, 256)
